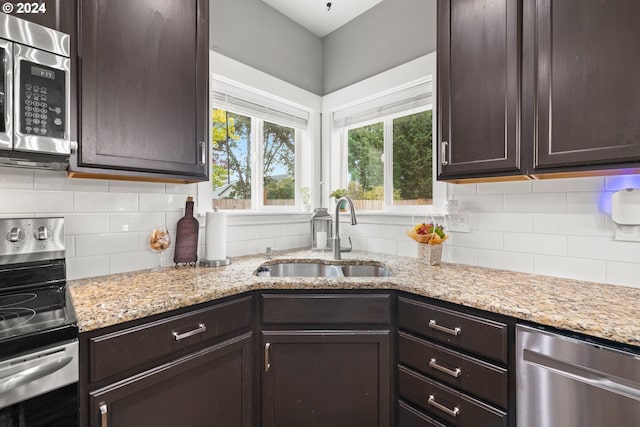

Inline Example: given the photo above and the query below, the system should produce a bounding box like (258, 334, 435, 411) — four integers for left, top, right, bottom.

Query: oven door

(13, 43, 69, 155)
(0, 39, 12, 151)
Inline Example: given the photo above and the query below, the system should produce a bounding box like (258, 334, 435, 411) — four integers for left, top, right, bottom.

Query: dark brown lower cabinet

(89, 332, 253, 427)
(261, 330, 391, 427)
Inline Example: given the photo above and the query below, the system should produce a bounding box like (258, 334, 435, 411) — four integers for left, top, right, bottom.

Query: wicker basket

(418, 243, 443, 266)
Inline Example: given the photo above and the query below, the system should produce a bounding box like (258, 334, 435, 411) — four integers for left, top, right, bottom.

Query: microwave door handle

(0, 356, 73, 393)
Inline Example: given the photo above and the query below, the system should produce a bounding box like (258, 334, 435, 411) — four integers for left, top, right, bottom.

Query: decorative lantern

(310, 208, 333, 251)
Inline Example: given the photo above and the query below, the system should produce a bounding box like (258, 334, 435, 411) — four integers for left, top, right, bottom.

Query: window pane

(263, 121, 295, 206)
(347, 122, 384, 211)
(211, 109, 252, 209)
(393, 110, 433, 206)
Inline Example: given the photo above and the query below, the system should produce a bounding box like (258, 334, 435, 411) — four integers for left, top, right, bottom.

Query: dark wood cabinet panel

(398, 365, 507, 427)
(398, 297, 508, 365)
(261, 293, 391, 325)
(398, 400, 448, 427)
(72, 0, 208, 181)
(437, 0, 522, 179)
(261, 330, 391, 427)
(89, 333, 253, 427)
(524, 0, 640, 170)
(89, 296, 252, 383)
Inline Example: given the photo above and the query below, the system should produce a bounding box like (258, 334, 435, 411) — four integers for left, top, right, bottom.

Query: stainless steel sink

(255, 262, 391, 278)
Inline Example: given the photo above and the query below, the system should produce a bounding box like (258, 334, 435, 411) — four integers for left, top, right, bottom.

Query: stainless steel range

(0, 217, 78, 427)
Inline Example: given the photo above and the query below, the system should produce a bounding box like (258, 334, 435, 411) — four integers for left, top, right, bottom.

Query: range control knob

(34, 226, 50, 241)
(7, 227, 24, 243)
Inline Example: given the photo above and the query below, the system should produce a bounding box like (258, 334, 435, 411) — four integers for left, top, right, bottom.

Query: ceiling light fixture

(326, 2, 332, 11)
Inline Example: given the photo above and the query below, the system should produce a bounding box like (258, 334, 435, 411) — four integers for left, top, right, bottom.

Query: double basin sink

(255, 261, 391, 278)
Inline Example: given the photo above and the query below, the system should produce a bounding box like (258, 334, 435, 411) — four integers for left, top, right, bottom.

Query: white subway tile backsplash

(534, 254, 606, 283)
(63, 213, 109, 235)
(397, 240, 418, 258)
(109, 212, 164, 232)
(75, 192, 138, 212)
(165, 183, 199, 194)
(566, 191, 610, 215)
(448, 230, 504, 250)
(0, 168, 34, 190)
(504, 232, 567, 256)
(504, 193, 566, 214)
(109, 180, 165, 194)
(456, 194, 504, 213)
(65, 236, 75, 258)
(228, 225, 262, 242)
(532, 177, 605, 193)
(533, 213, 609, 237)
(605, 261, 640, 288)
(477, 181, 532, 194)
(604, 175, 640, 191)
(568, 236, 640, 263)
(367, 237, 397, 255)
(476, 213, 533, 233)
(35, 170, 107, 192)
(442, 245, 478, 265)
(447, 183, 477, 196)
(0, 190, 73, 213)
(66, 255, 110, 280)
(76, 233, 139, 256)
(478, 249, 534, 273)
(139, 193, 187, 212)
(110, 251, 158, 274)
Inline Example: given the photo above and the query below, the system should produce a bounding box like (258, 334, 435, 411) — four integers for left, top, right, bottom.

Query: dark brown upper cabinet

(437, 0, 523, 181)
(439, 0, 640, 182)
(524, 0, 640, 172)
(69, 0, 208, 182)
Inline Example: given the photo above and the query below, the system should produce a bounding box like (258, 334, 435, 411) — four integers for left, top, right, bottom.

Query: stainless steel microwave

(0, 13, 70, 169)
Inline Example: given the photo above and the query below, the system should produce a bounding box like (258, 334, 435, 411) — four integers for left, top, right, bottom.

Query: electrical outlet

(614, 223, 640, 242)
(446, 211, 471, 233)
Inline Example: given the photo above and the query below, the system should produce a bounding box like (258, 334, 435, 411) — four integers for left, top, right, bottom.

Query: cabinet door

(89, 333, 253, 427)
(527, 0, 640, 169)
(75, 0, 208, 181)
(262, 330, 391, 427)
(437, 0, 522, 180)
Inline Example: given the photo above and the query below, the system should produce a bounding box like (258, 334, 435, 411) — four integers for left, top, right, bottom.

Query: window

(341, 107, 433, 211)
(209, 78, 310, 211)
(211, 108, 298, 209)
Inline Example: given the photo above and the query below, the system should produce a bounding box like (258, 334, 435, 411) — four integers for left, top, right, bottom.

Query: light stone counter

(69, 250, 640, 347)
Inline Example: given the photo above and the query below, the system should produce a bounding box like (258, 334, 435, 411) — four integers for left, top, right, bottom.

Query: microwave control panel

(19, 60, 65, 139)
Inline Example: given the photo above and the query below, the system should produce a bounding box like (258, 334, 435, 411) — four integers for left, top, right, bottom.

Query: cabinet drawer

(398, 297, 507, 364)
(398, 332, 507, 408)
(398, 365, 507, 427)
(90, 296, 253, 383)
(398, 400, 447, 427)
(261, 293, 390, 325)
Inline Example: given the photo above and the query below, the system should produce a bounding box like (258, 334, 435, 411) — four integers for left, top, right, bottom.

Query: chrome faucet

(332, 196, 357, 259)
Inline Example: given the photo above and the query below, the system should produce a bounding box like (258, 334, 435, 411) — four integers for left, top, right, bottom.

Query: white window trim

(199, 51, 321, 216)
(325, 52, 445, 215)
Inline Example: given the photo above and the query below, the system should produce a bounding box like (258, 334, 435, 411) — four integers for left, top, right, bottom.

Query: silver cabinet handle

(172, 323, 206, 341)
(100, 404, 108, 427)
(429, 358, 462, 378)
(440, 141, 449, 165)
(199, 141, 206, 165)
(265, 342, 271, 372)
(428, 394, 460, 417)
(428, 319, 461, 336)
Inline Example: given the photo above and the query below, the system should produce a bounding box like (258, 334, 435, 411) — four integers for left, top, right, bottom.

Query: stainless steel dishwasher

(517, 324, 640, 426)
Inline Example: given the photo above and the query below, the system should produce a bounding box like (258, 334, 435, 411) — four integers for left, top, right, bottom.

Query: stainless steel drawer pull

(265, 342, 271, 372)
(172, 323, 207, 341)
(199, 141, 206, 165)
(428, 319, 461, 336)
(100, 404, 108, 427)
(429, 358, 462, 378)
(428, 394, 460, 417)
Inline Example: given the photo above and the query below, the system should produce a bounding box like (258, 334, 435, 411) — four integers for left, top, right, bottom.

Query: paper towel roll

(205, 210, 227, 261)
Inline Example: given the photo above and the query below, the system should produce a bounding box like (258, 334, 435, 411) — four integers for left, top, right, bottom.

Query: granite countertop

(69, 250, 640, 347)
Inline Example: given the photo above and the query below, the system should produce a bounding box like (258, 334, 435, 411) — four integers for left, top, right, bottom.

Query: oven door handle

(0, 356, 73, 393)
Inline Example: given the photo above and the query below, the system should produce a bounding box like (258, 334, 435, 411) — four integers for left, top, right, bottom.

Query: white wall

(0, 169, 309, 280)
(339, 175, 640, 289)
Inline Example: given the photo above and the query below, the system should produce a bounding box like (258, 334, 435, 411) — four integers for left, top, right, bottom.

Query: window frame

(339, 102, 436, 214)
